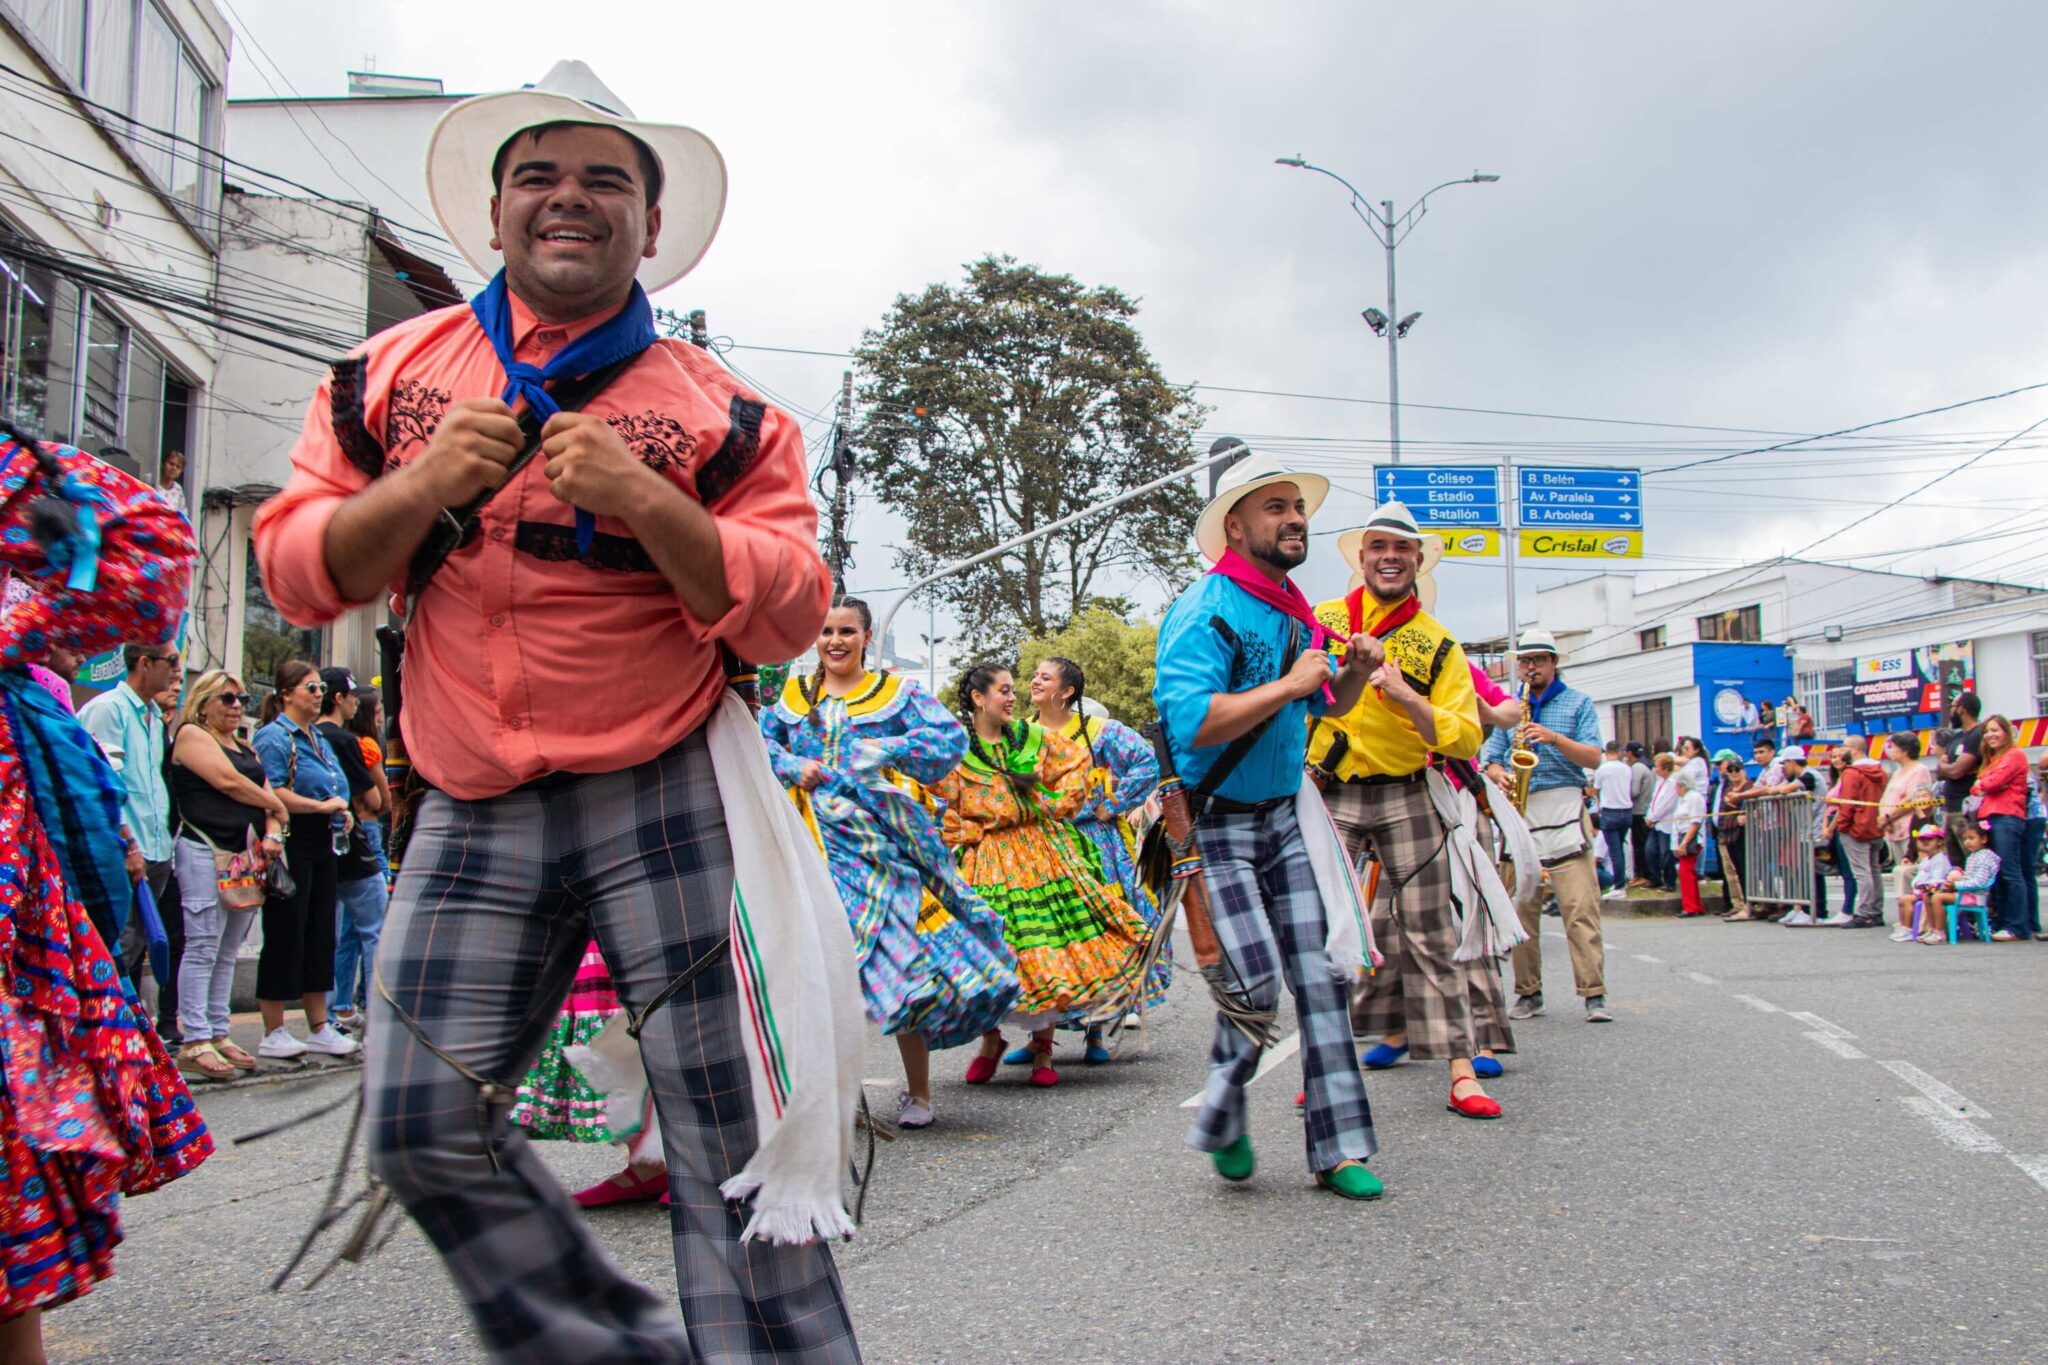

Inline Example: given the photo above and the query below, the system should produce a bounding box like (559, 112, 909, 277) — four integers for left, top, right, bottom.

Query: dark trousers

(1813, 836, 1858, 918)
(1988, 813, 2030, 937)
(2024, 817, 2045, 936)
(1629, 815, 1651, 881)
(1719, 829, 1746, 911)
(257, 822, 338, 1000)
(1645, 830, 1672, 889)
(1598, 809, 1632, 887)
(119, 858, 184, 1040)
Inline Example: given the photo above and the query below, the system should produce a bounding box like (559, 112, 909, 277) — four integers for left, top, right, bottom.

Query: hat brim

(1194, 472, 1330, 562)
(425, 90, 727, 294)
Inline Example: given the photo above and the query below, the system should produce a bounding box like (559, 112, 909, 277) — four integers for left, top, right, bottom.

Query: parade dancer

(1307, 503, 1509, 1120)
(1481, 629, 1613, 1023)
(1016, 655, 1167, 1067)
(936, 664, 1152, 1088)
(253, 62, 861, 1361)
(762, 599, 1020, 1128)
(0, 430, 214, 1364)
(1154, 454, 1386, 1200)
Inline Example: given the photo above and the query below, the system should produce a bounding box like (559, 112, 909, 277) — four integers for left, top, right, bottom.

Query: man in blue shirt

(77, 642, 182, 1034)
(1480, 628, 1612, 1023)
(1155, 454, 1385, 1202)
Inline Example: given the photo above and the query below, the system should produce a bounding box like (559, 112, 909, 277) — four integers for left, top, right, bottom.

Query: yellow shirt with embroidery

(1305, 594, 1482, 780)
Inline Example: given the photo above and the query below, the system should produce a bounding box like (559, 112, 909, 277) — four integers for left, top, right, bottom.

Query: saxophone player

(1480, 629, 1613, 1023)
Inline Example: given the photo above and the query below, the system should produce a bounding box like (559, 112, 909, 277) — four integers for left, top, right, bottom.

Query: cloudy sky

(227, 0, 2048, 653)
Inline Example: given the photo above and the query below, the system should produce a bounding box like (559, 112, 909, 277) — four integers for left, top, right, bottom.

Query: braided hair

(1043, 655, 1091, 745)
(802, 595, 876, 726)
(958, 660, 1036, 795)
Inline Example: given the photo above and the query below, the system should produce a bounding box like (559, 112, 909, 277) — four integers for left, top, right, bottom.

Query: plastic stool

(1950, 897, 1991, 944)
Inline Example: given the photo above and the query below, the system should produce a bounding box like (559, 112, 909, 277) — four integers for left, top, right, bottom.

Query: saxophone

(1509, 679, 1540, 813)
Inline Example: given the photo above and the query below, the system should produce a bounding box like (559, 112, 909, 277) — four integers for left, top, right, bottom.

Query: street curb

(183, 1055, 362, 1096)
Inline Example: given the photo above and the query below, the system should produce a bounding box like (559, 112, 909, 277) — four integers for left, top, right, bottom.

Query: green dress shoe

(1210, 1134, 1255, 1182)
(1316, 1160, 1384, 1200)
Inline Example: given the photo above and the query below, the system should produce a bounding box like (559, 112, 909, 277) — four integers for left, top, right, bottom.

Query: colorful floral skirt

(1076, 816, 1171, 1012)
(955, 819, 1150, 1018)
(509, 942, 623, 1143)
(0, 765, 213, 1316)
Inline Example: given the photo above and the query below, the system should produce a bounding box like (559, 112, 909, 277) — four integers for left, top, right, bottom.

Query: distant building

(1527, 561, 2048, 753)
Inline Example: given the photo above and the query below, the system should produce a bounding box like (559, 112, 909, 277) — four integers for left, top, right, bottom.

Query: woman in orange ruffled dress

(934, 663, 1151, 1088)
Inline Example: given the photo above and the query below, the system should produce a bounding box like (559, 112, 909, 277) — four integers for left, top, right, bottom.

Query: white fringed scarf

(1296, 780, 1383, 975)
(1424, 768, 1536, 963)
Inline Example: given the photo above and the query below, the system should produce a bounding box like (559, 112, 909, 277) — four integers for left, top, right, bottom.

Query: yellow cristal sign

(1432, 528, 1501, 557)
(1516, 529, 1643, 559)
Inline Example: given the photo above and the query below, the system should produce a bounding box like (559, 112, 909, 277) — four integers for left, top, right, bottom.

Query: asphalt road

(45, 914, 2048, 1363)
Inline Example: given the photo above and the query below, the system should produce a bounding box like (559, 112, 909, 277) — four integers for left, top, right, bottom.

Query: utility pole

(1382, 199, 1402, 464)
(826, 370, 854, 589)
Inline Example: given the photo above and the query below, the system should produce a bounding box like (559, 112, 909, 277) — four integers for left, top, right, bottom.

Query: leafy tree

(854, 255, 1205, 658)
(1017, 608, 1162, 728)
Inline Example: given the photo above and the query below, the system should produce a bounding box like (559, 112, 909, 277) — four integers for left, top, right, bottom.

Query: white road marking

(1878, 1060, 1991, 1119)
(1178, 1031, 1301, 1109)
(2008, 1155, 2048, 1192)
(1899, 1096, 2004, 1153)
(1731, 993, 1780, 1013)
(1631, 953, 1664, 964)
(1685, 971, 1720, 985)
(1803, 1030, 1867, 1060)
(1788, 1010, 1855, 1039)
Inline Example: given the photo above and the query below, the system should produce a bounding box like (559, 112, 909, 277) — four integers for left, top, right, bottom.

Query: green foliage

(854, 255, 1206, 658)
(1017, 608, 1161, 728)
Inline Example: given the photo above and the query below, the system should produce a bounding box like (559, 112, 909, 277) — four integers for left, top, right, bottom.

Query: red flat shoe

(573, 1167, 668, 1208)
(1447, 1081, 1502, 1120)
(964, 1053, 999, 1085)
(1029, 1046, 1059, 1088)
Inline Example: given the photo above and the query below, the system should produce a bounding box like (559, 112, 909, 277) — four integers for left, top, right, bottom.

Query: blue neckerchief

(1528, 675, 1565, 722)
(1, 668, 131, 945)
(469, 270, 657, 557)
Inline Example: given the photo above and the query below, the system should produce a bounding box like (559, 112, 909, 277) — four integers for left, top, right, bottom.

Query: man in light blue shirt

(1480, 628, 1611, 1023)
(77, 642, 182, 1030)
(1155, 454, 1385, 1203)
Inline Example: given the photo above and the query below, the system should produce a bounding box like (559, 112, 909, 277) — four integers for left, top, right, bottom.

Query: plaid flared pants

(1325, 777, 1515, 1060)
(1184, 799, 1379, 1174)
(364, 732, 859, 1364)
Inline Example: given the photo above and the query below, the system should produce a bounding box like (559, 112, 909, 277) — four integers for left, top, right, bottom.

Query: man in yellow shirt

(1308, 502, 1507, 1120)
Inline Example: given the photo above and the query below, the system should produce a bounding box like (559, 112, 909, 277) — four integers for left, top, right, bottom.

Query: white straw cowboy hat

(1193, 453, 1330, 562)
(1339, 501, 1446, 608)
(1516, 626, 1566, 662)
(424, 60, 727, 293)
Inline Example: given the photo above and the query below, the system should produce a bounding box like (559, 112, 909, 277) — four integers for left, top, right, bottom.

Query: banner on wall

(1850, 642, 1974, 722)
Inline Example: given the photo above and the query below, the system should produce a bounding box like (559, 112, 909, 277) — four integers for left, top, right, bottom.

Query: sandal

(212, 1038, 259, 1071)
(178, 1040, 237, 1082)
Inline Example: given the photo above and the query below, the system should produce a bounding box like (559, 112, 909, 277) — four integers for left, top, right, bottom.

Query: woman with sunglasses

(250, 660, 360, 1060)
(169, 671, 290, 1080)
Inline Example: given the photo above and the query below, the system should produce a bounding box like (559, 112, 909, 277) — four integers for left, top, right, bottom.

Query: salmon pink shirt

(253, 294, 831, 800)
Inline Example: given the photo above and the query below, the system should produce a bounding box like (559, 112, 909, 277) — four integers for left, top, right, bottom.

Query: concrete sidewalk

(172, 1008, 364, 1093)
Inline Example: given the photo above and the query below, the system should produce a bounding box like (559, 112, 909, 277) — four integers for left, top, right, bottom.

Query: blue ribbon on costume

(0, 669, 132, 947)
(469, 269, 657, 557)
(134, 879, 170, 984)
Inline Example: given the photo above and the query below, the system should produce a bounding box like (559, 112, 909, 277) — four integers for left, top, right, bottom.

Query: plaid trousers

(365, 732, 859, 1364)
(1184, 800, 1378, 1174)
(1325, 778, 1514, 1060)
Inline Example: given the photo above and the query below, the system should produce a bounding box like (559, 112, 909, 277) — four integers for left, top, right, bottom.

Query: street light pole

(1274, 159, 1499, 466)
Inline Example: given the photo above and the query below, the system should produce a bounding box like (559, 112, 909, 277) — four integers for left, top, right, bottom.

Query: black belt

(1341, 769, 1426, 787)
(1205, 793, 1293, 816)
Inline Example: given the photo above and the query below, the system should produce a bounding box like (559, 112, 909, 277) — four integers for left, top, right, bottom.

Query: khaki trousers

(1506, 846, 1606, 1000)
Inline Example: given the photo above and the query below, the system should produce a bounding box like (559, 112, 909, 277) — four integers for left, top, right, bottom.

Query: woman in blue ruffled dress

(761, 598, 1019, 1129)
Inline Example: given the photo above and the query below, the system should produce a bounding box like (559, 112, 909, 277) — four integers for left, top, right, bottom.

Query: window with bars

(2033, 630, 2048, 715)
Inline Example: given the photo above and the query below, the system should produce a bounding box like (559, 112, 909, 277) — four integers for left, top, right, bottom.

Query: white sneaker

(1816, 913, 1855, 928)
(1602, 888, 1627, 900)
(1780, 911, 1816, 927)
(303, 1023, 361, 1057)
(257, 1027, 309, 1059)
(1889, 927, 1917, 942)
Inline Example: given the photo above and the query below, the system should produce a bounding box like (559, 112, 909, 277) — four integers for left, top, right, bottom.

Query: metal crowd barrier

(1743, 792, 1816, 908)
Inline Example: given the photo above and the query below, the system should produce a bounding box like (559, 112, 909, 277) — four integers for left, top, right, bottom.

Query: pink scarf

(1209, 549, 1335, 700)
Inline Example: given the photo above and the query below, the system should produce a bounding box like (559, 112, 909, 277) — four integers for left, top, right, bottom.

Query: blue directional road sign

(1372, 465, 1502, 528)
(1515, 466, 1643, 529)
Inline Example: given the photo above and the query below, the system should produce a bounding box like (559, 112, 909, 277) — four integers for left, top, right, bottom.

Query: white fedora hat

(1516, 626, 1566, 662)
(1193, 453, 1329, 562)
(424, 60, 726, 294)
(1339, 501, 1445, 591)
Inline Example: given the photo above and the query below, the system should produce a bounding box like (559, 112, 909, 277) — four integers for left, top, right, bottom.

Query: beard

(1364, 565, 1417, 604)
(1246, 525, 1309, 571)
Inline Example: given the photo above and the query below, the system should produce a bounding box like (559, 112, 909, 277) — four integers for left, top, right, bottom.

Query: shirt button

(506, 716, 525, 731)
(536, 328, 563, 347)
(489, 526, 508, 543)
(490, 613, 507, 628)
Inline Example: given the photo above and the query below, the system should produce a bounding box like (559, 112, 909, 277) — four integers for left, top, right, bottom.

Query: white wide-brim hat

(1516, 626, 1566, 662)
(425, 60, 726, 294)
(1193, 452, 1330, 562)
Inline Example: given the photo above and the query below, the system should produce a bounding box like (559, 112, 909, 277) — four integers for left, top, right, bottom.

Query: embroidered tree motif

(385, 379, 452, 459)
(607, 411, 698, 473)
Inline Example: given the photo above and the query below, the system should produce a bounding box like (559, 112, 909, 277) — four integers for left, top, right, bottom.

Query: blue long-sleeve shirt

(1154, 574, 1329, 805)
(1480, 677, 1602, 794)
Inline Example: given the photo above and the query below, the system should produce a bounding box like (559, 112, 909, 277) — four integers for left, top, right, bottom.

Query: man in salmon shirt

(252, 62, 855, 1363)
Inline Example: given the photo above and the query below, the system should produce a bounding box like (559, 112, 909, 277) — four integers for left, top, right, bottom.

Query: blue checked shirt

(75, 681, 172, 862)
(1480, 678, 1602, 794)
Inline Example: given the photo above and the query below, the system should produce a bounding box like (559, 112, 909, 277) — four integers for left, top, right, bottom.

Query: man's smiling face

(489, 123, 663, 318)
(1357, 530, 1420, 605)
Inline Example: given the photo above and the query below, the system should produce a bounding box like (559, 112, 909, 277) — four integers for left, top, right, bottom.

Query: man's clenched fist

(408, 397, 524, 506)
(541, 412, 656, 521)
